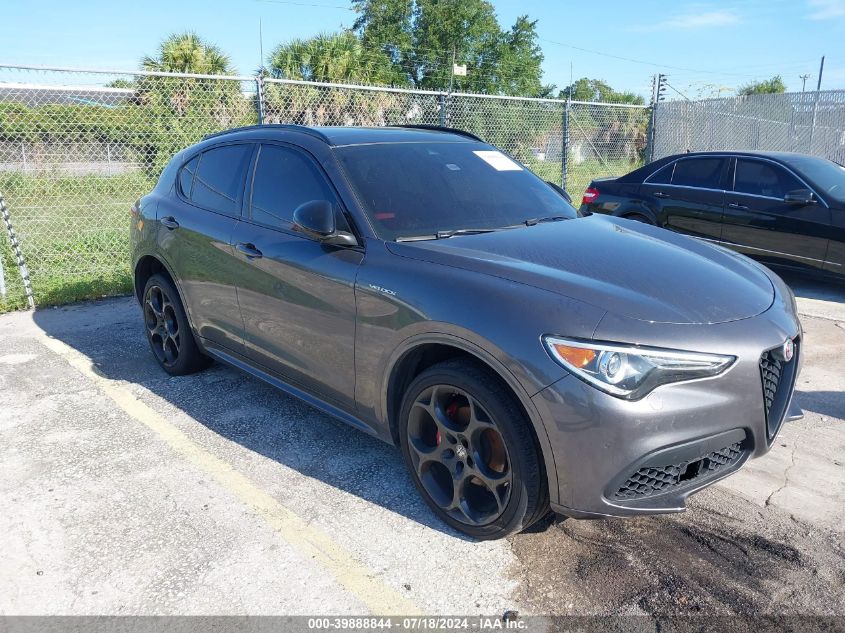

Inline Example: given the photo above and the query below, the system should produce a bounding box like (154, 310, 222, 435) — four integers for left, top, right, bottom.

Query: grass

(0, 172, 152, 313)
(521, 157, 644, 201)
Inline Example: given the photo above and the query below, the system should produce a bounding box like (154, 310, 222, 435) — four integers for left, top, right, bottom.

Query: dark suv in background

(131, 126, 802, 539)
(581, 151, 845, 279)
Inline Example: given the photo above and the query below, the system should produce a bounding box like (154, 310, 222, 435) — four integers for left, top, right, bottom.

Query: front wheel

(399, 359, 548, 539)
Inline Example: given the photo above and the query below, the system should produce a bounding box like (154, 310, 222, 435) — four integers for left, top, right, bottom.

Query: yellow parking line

(36, 333, 422, 616)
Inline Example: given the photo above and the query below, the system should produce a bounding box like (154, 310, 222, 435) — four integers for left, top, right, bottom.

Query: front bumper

(533, 306, 802, 519)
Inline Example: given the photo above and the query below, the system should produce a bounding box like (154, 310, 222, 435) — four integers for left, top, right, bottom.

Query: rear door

(638, 156, 727, 241)
(156, 142, 254, 354)
(230, 142, 363, 410)
(720, 157, 830, 273)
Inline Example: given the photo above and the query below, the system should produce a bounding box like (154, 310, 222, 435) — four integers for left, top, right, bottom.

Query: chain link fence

(0, 63, 648, 311)
(653, 89, 845, 164)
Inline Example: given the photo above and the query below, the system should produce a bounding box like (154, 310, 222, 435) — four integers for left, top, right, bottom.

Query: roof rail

(390, 124, 484, 142)
(202, 124, 331, 143)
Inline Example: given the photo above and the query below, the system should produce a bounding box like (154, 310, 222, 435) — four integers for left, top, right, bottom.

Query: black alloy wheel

(142, 273, 210, 376)
(399, 359, 548, 539)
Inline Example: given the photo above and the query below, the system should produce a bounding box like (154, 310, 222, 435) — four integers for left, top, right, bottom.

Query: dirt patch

(509, 487, 845, 616)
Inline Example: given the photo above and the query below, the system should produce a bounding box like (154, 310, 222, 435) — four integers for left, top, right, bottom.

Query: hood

(385, 215, 775, 325)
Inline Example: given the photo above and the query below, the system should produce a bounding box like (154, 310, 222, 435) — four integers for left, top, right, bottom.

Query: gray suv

(131, 125, 802, 540)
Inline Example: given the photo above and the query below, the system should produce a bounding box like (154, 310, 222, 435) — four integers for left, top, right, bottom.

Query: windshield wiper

(396, 227, 508, 242)
(436, 228, 501, 239)
(523, 215, 571, 226)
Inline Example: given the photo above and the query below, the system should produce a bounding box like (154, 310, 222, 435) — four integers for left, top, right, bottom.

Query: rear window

(647, 163, 674, 184)
(189, 144, 253, 216)
(178, 155, 199, 198)
(671, 158, 724, 189)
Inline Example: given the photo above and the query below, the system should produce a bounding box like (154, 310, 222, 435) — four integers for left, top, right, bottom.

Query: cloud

(806, 0, 845, 19)
(634, 9, 742, 31)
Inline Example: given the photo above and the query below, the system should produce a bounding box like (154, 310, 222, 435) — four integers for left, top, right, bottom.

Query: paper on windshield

(473, 150, 523, 172)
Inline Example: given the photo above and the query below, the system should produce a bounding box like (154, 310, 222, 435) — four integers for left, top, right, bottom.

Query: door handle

(653, 191, 670, 198)
(160, 216, 179, 230)
(236, 242, 263, 259)
(727, 202, 749, 210)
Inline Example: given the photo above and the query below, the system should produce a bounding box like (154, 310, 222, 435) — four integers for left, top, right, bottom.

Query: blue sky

(1, 0, 843, 98)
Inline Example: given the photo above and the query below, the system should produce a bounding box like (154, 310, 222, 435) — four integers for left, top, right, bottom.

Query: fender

(381, 330, 561, 505)
(617, 203, 659, 225)
(132, 249, 198, 338)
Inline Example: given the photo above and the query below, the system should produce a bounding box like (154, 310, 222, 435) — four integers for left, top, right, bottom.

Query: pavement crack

(765, 441, 798, 508)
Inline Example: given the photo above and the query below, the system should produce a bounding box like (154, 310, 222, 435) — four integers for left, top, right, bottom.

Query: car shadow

(31, 298, 477, 541)
(777, 269, 845, 304)
(795, 390, 845, 419)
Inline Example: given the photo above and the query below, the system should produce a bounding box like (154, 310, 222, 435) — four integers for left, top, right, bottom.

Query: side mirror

(546, 181, 573, 204)
(292, 200, 358, 247)
(784, 189, 815, 206)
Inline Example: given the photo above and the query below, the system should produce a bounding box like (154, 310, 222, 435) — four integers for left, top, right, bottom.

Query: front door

(231, 143, 363, 409)
(721, 157, 830, 273)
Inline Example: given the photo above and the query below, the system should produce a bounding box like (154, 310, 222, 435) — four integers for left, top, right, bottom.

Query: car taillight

(582, 187, 599, 205)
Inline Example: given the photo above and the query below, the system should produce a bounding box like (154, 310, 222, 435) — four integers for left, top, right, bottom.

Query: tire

(624, 213, 654, 225)
(398, 359, 549, 539)
(141, 273, 211, 376)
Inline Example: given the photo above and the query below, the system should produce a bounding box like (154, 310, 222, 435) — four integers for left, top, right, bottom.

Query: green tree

(352, 0, 549, 96)
(559, 78, 645, 105)
(738, 75, 786, 96)
(138, 33, 252, 174)
(268, 31, 401, 84)
(495, 16, 554, 98)
(142, 32, 234, 75)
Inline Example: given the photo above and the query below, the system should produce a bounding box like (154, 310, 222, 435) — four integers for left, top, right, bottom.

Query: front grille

(760, 338, 799, 440)
(614, 441, 745, 500)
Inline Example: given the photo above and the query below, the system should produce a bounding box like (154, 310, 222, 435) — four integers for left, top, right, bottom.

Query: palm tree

(142, 32, 234, 75)
(268, 31, 399, 85)
(265, 31, 411, 127)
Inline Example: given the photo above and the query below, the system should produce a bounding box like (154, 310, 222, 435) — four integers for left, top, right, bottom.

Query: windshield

(335, 141, 578, 240)
(783, 154, 845, 203)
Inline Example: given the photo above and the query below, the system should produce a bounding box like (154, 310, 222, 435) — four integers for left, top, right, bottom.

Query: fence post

(808, 90, 820, 153)
(0, 195, 34, 309)
(647, 102, 658, 163)
(561, 96, 570, 191)
(438, 92, 447, 126)
(255, 74, 266, 125)
(0, 243, 5, 299)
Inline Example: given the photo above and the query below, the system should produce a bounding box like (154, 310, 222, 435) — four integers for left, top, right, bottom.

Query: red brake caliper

(440, 400, 461, 447)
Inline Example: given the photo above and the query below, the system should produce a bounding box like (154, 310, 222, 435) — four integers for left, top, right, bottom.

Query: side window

(734, 159, 803, 199)
(647, 163, 674, 184)
(250, 144, 338, 229)
(178, 155, 199, 198)
(671, 158, 724, 189)
(191, 144, 253, 216)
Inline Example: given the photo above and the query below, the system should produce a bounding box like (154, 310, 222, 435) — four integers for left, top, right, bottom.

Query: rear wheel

(399, 359, 548, 539)
(142, 274, 211, 376)
(624, 213, 654, 225)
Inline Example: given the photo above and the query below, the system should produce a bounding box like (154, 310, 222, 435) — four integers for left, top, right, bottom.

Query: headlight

(543, 336, 735, 400)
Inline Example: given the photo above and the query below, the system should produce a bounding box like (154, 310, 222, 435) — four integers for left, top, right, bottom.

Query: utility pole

(816, 56, 825, 91)
(809, 55, 825, 153)
(448, 46, 456, 95)
(799, 74, 810, 92)
(259, 18, 265, 72)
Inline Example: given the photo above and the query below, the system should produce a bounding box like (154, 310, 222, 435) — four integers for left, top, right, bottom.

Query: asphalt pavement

(1, 274, 843, 617)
